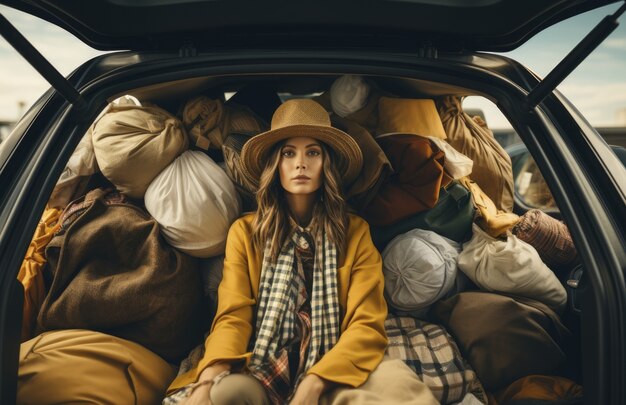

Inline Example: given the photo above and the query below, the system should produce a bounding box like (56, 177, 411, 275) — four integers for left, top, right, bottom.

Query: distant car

(506, 142, 626, 220)
(0, 1, 625, 404)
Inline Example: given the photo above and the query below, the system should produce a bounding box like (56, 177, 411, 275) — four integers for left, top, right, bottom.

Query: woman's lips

(293, 175, 311, 182)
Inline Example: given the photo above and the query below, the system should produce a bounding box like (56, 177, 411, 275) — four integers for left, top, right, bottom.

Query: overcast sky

(1, 3, 625, 128)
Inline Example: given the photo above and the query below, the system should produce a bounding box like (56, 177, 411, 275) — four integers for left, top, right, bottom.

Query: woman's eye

(281, 150, 295, 157)
(307, 150, 321, 156)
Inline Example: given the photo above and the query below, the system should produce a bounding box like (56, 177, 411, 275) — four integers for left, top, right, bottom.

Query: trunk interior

(12, 66, 591, 404)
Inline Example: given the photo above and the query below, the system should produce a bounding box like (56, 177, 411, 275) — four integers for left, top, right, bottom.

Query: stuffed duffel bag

(37, 188, 205, 363)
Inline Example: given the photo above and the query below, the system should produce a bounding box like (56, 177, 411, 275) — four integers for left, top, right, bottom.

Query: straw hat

(240, 99, 363, 186)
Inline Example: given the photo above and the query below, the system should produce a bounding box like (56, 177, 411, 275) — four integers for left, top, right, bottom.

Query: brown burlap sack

(331, 116, 392, 211)
(182, 96, 262, 150)
(437, 96, 514, 212)
(222, 132, 259, 212)
(37, 188, 204, 362)
(512, 209, 579, 269)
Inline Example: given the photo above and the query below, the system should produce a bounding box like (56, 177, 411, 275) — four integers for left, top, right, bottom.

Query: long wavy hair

(251, 140, 349, 262)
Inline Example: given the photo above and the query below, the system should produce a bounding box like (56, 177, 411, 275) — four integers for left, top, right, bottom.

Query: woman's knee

(210, 374, 269, 405)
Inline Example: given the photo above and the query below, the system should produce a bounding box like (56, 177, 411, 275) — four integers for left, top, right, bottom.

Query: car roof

(0, 0, 618, 52)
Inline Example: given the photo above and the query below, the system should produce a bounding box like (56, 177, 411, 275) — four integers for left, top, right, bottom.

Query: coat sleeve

(306, 220, 388, 387)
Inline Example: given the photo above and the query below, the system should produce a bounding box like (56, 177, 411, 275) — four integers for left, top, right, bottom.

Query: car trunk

(0, 49, 618, 402)
(1, 1, 626, 403)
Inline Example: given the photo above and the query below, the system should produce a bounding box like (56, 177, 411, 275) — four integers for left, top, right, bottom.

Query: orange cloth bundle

(363, 134, 450, 226)
(495, 375, 583, 404)
(17, 207, 61, 342)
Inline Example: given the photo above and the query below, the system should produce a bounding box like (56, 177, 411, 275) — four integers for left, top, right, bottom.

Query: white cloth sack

(330, 75, 370, 117)
(426, 136, 474, 179)
(458, 224, 567, 312)
(382, 229, 463, 317)
(145, 151, 241, 258)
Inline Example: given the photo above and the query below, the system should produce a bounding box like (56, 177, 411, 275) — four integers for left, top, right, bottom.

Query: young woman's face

(279, 136, 324, 195)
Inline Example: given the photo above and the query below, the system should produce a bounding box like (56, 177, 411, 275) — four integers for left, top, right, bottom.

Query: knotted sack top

(92, 104, 188, 199)
(382, 228, 461, 315)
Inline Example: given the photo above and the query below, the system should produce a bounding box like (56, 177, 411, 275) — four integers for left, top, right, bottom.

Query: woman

(166, 99, 436, 405)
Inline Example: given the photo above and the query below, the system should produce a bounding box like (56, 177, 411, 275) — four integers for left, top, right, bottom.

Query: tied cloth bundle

(182, 97, 262, 150)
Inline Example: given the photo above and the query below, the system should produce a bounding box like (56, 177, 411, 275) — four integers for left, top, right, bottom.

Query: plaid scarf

(248, 223, 340, 404)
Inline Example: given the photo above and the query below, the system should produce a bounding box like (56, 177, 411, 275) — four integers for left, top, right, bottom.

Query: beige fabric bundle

(50, 95, 143, 207)
(320, 359, 439, 405)
(182, 96, 262, 150)
(458, 224, 567, 312)
(437, 96, 514, 212)
(18, 329, 176, 405)
(92, 104, 188, 198)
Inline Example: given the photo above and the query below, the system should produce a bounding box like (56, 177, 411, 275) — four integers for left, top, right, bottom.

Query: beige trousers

(209, 359, 438, 405)
(210, 374, 270, 405)
(320, 359, 439, 405)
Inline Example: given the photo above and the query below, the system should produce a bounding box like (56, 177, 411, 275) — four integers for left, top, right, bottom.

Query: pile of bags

(16, 75, 582, 405)
(17, 95, 259, 359)
(314, 75, 580, 403)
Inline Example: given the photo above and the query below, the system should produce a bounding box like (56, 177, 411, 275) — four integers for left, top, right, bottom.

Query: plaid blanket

(385, 315, 487, 404)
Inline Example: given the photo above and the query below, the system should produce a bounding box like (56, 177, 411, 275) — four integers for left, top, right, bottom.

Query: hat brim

(374, 131, 427, 139)
(240, 124, 363, 188)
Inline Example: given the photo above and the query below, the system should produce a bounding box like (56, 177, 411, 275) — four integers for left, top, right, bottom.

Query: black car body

(1, 1, 625, 404)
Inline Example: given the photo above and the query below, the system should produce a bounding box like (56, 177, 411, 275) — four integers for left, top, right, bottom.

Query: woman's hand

(179, 362, 231, 405)
(180, 382, 213, 405)
(289, 374, 327, 405)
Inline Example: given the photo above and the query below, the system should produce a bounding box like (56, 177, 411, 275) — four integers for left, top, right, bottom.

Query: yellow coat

(168, 213, 388, 393)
